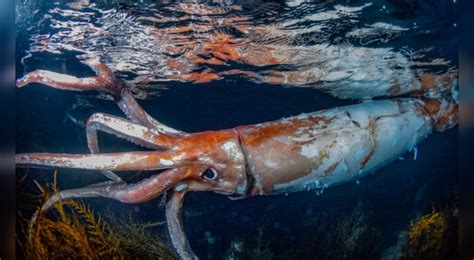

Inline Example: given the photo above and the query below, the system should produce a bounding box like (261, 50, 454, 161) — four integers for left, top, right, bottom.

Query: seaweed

(16, 172, 178, 259)
(18, 173, 121, 259)
(234, 203, 379, 260)
(225, 227, 274, 260)
(288, 204, 379, 260)
(103, 209, 178, 259)
(16, 172, 458, 260)
(334, 206, 379, 259)
(400, 193, 458, 260)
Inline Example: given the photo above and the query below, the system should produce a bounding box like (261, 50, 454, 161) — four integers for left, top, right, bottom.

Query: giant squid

(16, 55, 457, 259)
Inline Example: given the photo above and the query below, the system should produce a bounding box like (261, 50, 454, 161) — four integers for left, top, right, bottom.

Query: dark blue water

(16, 0, 458, 259)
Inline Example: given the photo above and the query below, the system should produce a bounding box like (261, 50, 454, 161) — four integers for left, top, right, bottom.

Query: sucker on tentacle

(16, 58, 457, 260)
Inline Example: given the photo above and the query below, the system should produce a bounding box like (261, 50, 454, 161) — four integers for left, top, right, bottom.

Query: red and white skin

(15, 57, 457, 260)
(237, 98, 456, 196)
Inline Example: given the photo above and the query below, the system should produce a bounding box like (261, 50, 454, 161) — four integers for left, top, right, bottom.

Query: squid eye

(202, 168, 218, 180)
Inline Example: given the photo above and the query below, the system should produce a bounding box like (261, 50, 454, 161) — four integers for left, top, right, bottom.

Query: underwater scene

(15, 0, 458, 259)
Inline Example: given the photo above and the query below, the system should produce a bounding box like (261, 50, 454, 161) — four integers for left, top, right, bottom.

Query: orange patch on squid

(220, 69, 259, 78)
(420, 74, 436, 90)
(265, 73, 285, 84)
(168, 25, 193, 34)
(207, 58, 226, 65)
(420, 99, 442, 117)
(442, 72, 456, 87)
(286, 72, 300, 84)
(175, 130, 239, 156)
(243, 47, 280, 66)
(200, 33, 243, 62)
(164, 45, 184, 54)
(434, 103, 458, 132)
(190, 56, 226, 65)
(238, 116, 333, 147)
(165, 58, 194, 71)
(170, 72, 220, 83)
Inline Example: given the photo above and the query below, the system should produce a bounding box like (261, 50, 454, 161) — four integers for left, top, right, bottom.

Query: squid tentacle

(96, 170, 122, 183)
(15, 151, 189, 171)
(85, 112, 179, 181)
(17, 57, 118, 94)
(117, 88, 185, 135)
(86, 112, 176, 152)
(85, 113, 125, 182)
(166, 189, 198, 260)
(29, 168, 186, 237)
(16, 56, 182, 135)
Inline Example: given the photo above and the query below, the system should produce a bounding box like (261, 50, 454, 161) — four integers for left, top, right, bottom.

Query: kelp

(17, 170, 458, 259)
(237, 196, 458, 260)
(19, 173, 120, 259)
(103, 209, 177, 259)
(17, 172, 178, 259)
(289, 204, 379, 260)
(236, 204, 379, 260)
(400, 194, 458, 260)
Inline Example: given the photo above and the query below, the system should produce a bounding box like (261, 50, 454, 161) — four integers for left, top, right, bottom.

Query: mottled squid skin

(15, 58, 457, 260)
(237, 98, 454, 196)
